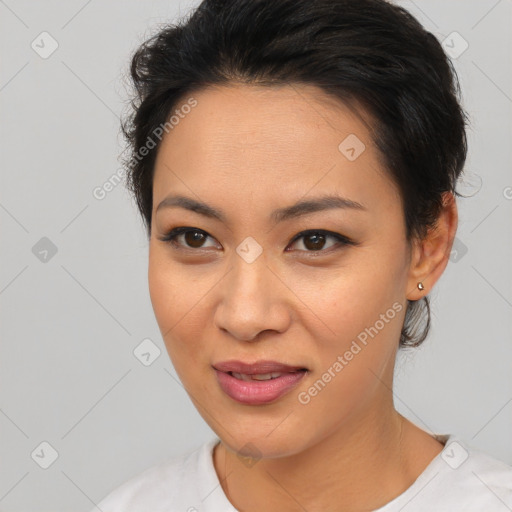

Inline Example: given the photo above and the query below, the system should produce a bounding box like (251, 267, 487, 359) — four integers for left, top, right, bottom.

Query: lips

(213, 360, 308, 405)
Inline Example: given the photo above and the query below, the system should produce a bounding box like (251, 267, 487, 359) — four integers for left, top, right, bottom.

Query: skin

(148, 83, 458, 511)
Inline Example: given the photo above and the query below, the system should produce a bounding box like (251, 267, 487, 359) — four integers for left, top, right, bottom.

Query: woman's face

(149, 84, 418, 457)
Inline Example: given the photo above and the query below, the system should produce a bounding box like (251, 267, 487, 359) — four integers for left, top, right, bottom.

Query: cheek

(295, 245, 408, 378)
(300, 250, 405, 335)
(148, 248, 209, 364)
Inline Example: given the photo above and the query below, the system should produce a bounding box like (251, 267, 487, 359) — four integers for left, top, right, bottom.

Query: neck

(213, 400, 443, 512)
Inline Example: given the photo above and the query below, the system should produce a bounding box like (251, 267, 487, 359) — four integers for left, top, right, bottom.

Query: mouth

(229, 371, 299, 381)
(213, 360, 308, 405)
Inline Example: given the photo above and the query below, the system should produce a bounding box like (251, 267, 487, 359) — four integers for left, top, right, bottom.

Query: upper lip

(213, 360, 307, 374)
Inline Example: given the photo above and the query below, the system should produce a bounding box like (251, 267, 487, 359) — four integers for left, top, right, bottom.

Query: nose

(214, 250, 291, 342)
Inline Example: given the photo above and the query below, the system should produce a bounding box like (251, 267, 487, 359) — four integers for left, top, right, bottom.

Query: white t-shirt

(93, 434, 512, 511)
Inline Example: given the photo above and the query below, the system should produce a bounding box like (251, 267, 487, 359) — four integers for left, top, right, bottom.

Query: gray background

(0, 1, 511, 510)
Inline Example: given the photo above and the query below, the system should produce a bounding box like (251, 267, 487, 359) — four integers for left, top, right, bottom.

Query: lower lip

(214, 369, 307, 405)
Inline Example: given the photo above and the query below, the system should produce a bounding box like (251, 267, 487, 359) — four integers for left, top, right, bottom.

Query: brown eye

(159, 227, 220, 250)
(302, 233, 327, 251)
(184, 230, 208, 248)
(287, 230, 353, 253)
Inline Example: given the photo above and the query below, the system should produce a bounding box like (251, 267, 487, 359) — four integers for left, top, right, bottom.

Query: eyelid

(158, 226, 356, 253)
(288, 229, 356, 249)
(158, 226, 220, 250)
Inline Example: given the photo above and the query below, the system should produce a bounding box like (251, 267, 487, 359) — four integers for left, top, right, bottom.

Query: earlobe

(406, 192, 458, 301)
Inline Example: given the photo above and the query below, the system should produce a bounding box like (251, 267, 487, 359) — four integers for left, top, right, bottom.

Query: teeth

(252, 372, 283, 381)
(231, 372, 283, 381)
(231, 372, 252, 382)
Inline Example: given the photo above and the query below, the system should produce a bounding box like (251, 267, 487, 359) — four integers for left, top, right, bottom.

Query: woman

(94, 0, 512, 510)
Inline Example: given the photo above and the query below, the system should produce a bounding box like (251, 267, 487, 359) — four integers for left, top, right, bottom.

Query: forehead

(152, 83, 399, 217)
(157, 83, 373, 163)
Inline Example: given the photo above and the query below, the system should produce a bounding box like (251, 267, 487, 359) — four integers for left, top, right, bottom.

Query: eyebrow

(155, 194, 366, 224)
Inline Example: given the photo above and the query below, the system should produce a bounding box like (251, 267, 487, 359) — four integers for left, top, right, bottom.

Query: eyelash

(158, 227, 356, 254)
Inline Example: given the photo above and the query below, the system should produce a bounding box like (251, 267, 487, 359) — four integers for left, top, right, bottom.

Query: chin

(204, 404, 313, 459)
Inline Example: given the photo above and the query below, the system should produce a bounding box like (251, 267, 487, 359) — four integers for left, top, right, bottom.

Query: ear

(406, 191, 458, 301)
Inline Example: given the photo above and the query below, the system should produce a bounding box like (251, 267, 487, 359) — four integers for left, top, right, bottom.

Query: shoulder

(443, 438, 512, 501)
(378, 435, 512, 512)
(421, 436, 512, 510)
(93, 438, 220, 512)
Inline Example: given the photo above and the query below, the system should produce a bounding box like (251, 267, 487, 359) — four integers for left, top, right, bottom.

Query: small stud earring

(417, 282, 425, 291)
